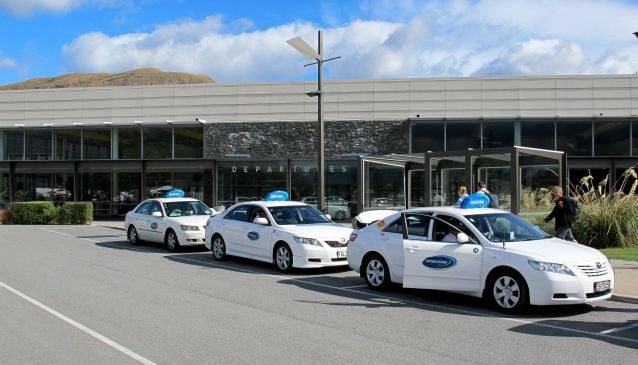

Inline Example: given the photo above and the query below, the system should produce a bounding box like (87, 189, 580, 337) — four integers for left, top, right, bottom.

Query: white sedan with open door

(347, 207, 614, 313)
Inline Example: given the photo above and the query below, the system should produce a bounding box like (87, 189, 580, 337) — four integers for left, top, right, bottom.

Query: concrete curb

(610, 294, 638, 305)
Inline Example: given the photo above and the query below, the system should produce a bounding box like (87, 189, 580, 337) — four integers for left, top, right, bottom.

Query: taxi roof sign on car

(165, 189, 186, 198)
(265, 190, 289, 201)
(460, 193, 490, 208)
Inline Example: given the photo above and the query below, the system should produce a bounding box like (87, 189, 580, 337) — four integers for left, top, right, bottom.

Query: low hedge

(56, 202, 93, 225)
(8, 202, 57, 224)
(8, 201, 93, 225)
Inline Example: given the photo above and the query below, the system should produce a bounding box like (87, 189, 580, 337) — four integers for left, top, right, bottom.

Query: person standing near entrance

(456, 185, 469, 206)
(544, 186, 578, 243)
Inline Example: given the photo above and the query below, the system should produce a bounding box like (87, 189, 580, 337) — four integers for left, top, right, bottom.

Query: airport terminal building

(0, 74, 637, 218)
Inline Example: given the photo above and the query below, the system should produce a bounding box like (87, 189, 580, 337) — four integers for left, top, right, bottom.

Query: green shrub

(8, 202, 57, 224)
(56, 202, 93, 224)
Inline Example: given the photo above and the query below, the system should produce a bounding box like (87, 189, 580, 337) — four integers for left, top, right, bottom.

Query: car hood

(281, 224, 352, 239)
(166, 215, 210, 226)
(501, 238, 606, 263)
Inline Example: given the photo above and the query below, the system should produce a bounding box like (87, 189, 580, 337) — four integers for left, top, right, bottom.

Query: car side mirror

(253, 217, 269, 225)
(151, 211, 163, 217)
(456, 232, 470, 244)
(325, 214, 332, 220)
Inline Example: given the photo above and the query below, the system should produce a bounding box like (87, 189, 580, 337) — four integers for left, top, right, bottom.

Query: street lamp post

(287, 31, 340, 212)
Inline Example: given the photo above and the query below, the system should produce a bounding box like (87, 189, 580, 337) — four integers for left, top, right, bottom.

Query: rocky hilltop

(0, 68, 214, 90)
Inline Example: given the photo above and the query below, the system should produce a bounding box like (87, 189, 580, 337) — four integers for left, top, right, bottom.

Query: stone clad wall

(204, 120, 410, 159)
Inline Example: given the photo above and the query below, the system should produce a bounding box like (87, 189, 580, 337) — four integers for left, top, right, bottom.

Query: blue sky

(1, 0, 638, 86)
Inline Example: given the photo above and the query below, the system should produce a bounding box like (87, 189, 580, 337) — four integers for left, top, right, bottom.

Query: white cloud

(59, 0, 638, 82)
(0, 52, 16, 69)
(0, 0, 83, 16)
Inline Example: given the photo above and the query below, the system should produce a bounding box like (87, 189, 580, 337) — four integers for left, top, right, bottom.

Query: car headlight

(528, 260, 575, 276)
(293, 236, 323, 246)
(181, 225, 200, 231)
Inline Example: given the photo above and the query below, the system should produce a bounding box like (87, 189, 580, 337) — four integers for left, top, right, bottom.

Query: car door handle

(405, 245, 423, 252)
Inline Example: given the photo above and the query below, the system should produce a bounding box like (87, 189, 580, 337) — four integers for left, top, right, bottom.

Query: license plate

(337, 250, 347, 258)
(594, 280, 611, 293)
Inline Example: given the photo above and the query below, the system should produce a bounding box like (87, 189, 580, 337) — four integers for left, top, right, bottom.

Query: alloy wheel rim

(366, 259, 384, 286)
(493, 276, 520, 308)
(130, 228, 137, 243)
(213, 239, 224, 258)
(276, 247, 290, 270)
(167, 233, 176, 250)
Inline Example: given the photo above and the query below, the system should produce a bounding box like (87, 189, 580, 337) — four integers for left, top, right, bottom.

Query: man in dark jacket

(544, 186, 578, 243)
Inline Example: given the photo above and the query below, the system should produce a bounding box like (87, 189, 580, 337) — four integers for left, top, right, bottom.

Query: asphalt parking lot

(1, 224, 637, 364)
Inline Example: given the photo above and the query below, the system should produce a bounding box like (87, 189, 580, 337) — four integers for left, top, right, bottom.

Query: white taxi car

(347, 207, 614, 313)
(204, 201, 353, 272)
(125, 197, 214, 251)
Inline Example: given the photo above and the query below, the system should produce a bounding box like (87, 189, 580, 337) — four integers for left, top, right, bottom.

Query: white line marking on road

(46, 228, 638, 345)
(0, 281, 157, 365)
(599, 322, 638, 334)
(341, 285, 369, 289)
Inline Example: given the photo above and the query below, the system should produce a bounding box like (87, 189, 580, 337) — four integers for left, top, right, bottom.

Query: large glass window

(364, 162, 404, 210)
(83, 128, 111, 159)
(115, 127, 141, 159)
(174, 126, 203, 158)
(0, 171, 9, 207)
(217, 161, 287, 207)
(174, 171, 204, 201)
(13, 172, 72, 202)
(483, 121, 514, 148)
(291, 160, 317, 201)
(556, 120, 592, 156)
(26, 129, 53, 160)
(82, 172, 111, 217)
(54, 129, 81, 160)
(594, 120, 629, 156)
(446, 122, 480, 151)
(1, 129, 24, 160)
(411, 122, 444, 153)
(143, 127, 172, 159)
(146, 172, 172, 199)
(521, 121, 555, 150)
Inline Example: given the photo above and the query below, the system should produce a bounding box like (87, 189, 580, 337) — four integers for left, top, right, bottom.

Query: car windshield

(465, 212, 551, 242)
(163, 201, 212, 217)
(269, 205, 332, 225)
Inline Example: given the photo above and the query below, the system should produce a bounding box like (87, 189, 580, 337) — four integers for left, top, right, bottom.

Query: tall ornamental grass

(571, 168, 638, 248)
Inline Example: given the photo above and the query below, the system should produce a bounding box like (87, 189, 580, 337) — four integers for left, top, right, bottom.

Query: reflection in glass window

(291, 160, 316, 201)
(411, 122, 444, 153)
(26, 129, 53, 160)
(1, 172, 9, 207)
(174, 171, 204, 201)
(1, 129, 24, 160)
(446, 122, 480, 151)
(217, 161, 286, 207)
(364, 162, 404, 210)
(146, 172, 172, 199)
(556, 121, 592, 156)
(54, 129, 81, 160)
(83, 128, 111, 159)
(114, 172, 141, 210)
(483, 121, 514, 148)
(143, 127, 172, 159)
(116, 127, 141, 159)
(594, 120, 629, 156)
(14, 173, 53, 201)
(521, 121, 555, 150)
(174, 126, 203, 158)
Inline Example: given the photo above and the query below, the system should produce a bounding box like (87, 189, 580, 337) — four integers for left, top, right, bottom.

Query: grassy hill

(0, 68, 214, 90)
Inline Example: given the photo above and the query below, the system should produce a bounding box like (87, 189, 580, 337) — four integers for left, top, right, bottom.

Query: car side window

(135, 202, 152, 215)
(150, 202, 163, 216)
(434, 214, 479, 243)
(404, 213, 430, 239)
(225, 206, 250, 222)
(382, 218, 403, 234)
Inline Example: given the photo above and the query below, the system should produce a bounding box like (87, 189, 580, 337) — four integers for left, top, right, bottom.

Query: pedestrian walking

(544, 186, 578, 243)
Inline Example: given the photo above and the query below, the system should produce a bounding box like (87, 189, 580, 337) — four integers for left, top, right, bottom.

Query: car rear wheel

(165, 230, 180, 252)
(334, 210, 346, 220)
(363, 253, 391, 290)
(485, 269, 528, 314)
(212, 235, 227, 261)
(128, 226, 140, 245)
(274, 243, 293, 273)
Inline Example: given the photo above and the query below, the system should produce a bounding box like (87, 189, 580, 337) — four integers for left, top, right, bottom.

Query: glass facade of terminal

(0, 118, 636, 219)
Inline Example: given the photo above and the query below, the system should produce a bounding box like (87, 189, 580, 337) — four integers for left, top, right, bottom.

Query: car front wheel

(274, 243, 293, 273)
(485, 269, 528, 314)
(363, 253, 391, 290)
(212, 235, 227, 261)
(165, 230, 180, 252)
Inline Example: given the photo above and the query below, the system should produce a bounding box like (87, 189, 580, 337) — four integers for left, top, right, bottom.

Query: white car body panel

(348, 207, 614, 306)
(205, 201, 353, 269)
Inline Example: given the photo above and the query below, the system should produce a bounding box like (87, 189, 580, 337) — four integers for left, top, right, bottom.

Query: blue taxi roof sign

(460, 193, 490, 208)
(265, 190, 289, 201)
(165, 189, 186, 198)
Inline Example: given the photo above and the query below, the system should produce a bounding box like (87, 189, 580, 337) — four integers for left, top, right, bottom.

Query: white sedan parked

(125, 198, 214, 251)
(205, 201, 353, 272)
(347, 207, 614, 313)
